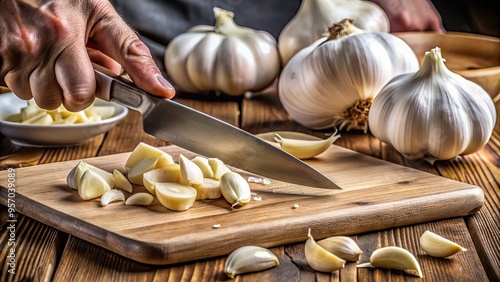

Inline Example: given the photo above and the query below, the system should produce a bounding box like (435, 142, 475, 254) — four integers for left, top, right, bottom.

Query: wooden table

(0, 89, 498, 281)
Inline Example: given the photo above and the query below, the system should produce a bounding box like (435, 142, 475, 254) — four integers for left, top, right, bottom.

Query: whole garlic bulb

(278, 0, 389, 65)
(368, 47, 496, 162)
(165, 7, 280, 96)
(278, 19, 419, 132)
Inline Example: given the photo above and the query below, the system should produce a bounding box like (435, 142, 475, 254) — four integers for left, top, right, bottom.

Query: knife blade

(93, 65, 340, 189)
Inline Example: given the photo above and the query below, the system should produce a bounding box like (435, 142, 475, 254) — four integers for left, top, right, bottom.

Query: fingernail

(157, 74, 174, 91)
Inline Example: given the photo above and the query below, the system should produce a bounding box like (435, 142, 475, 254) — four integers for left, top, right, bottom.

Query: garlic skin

(357, 246, 423, 278)
(274, 130, 340, 159)
(317, 236, 363, 262)
(224, 246, 279, 278)
(305, 229, 346, 272)
(278, 0, 389, 65)
(278, 19, 418, 133)
(368, 47, 496, 162)
(420, 230, 467, 258)
(220, 172, 251, 208)
(165, 7, 280, 96)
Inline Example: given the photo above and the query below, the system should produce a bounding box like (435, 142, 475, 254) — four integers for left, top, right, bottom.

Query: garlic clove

(220, 172, 251, 208)
(142, 164, 180, 195)
(155, 182, 197, 211)
(317, 236, 363, 262)
(274, 130, 340, 159)
(113, 169, 133, 193)
(208, 158, 232, 180)
(420, 230, 467, 258)
(100, 189, 125, 206)
(127, 157, 158, 185)
(305, 229, 346, 272)
(125, 193, 154, 206)
(125, 142, 174, 171)
(67, 161, 115, 190)
(191, 156, 215, 178)
(194, 178, 221, 200)
(78, 169, 111, 200)
(357, 246, 423, 278)
(179, 154, 204, 187)
(224, 246, 279, 278)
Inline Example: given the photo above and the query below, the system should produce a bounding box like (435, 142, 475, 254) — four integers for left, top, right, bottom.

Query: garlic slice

(208, 158, 231, 180)
(179, 154, 204, 187)
(194, 178, 221, 200)
(420, 230, 467, 258)
(125, 193, 154, 206)
(317, 236, 363, 262)
(78, 169, 111, 200)
(155, 182, 197, 211)
(127, 157, 158, 185)
(220, 172, 251, 208)
(191, 156, 214, 178)
(125, 142, 174, 171)
(357, 246, 423, 278)
(224, 246, 279, 278)
(305, 229, 346, 272)
(274, 131, 340, 159)
(113, 169, 133, 193)
(100, 189, 125, 206)
(142, 164, 180, 195)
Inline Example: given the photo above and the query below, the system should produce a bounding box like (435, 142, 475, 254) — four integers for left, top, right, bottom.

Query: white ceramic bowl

(0, 92, 128, 147)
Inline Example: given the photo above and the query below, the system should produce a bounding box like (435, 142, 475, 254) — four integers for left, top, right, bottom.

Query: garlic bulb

(278, 0, 389, 65)
(368, 47, 496, 162)
(165, 7, 280, 96)
(278, 19, 418, 132)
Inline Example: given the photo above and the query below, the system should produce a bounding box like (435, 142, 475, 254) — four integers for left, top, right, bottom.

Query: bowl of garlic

(0, 92, 128, 147)
(395, 32, 500, 101)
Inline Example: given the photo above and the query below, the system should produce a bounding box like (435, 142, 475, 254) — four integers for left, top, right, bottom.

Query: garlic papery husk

(278, 19, 418, 133)
(368, 47, 496, 162)
(224, 246, 279, 278)
(165, 7, 280, 96)
(278, 0, 389, 66)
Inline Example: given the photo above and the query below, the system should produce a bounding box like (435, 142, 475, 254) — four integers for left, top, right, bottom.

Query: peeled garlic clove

(224, 246, 279, 278)
(305, 229, 346, 272)
(420, 230, 467, 258)
(220, 172, 251, 208)
(179, 154, 204, 187)
(274, 131, 340, 159)
(357, 246, 423, 278)
(127, 157, 158, 185)
(100, 189, 125, 206)
(194, 178, 221, 200)
(317, 236, 363, 262)
(78, 169, 111, 200)
(125, 142, 174, 171)
(113, 169, 133, 193)
(142, 164, 180, 195)
(155, 182, 197, 211)
(208, 158, 232, 180)
(125, 193, 154, 206)
(67, 161, 115, 190)
(191, 156, 214, 178)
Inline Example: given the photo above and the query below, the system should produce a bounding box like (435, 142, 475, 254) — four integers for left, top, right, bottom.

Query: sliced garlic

(142, 164, 180, 195)
(67, 161, 115, 190)
(420, 230, 467, 258)
(224, 246, 279, 278)
(208, 158, 232, 180)
(78, 169, 111, 200)
(274, 131, 340, 159)
(127, 157, 158, 185)
(191, 156, 214, 178)
(194, 178, 221, 200)
(125, 193, 154, 206)
(305, 229, 346, 272)
(317, 236, 363, 262)
(113, 169, 133, 193)
(155, 182, 197, 211)
(124, 142, 174, 171)
(357, 246, 423, 278)
(179, 154, 204, 187)
(220, 172, 251, 208)
(100, 189, 125, 206)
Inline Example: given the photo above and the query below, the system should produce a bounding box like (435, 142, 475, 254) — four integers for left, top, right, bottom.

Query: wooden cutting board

(0, 145, 483, 265)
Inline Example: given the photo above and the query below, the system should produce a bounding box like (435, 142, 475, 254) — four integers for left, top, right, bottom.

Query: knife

(93, 64, 340, 189)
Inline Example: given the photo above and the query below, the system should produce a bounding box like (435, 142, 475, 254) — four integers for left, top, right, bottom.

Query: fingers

(87, 48, 122, 75)
(30, 65, 63, 110)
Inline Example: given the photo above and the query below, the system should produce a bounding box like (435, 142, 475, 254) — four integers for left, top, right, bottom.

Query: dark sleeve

(109, 0, 302, 74)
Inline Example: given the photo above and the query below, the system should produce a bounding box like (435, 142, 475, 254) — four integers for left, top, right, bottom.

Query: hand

(0, 0, 175, 111)
(369, 0, 445, 32)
